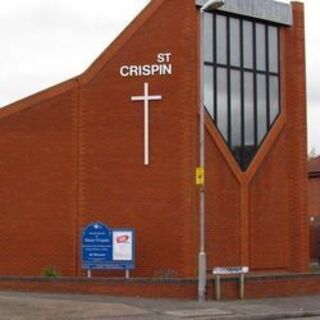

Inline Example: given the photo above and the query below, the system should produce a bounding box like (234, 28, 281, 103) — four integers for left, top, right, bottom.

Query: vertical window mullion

(227, 17, 231, 145)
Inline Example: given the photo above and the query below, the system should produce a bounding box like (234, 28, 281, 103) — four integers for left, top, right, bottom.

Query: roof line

(78, 0, 165, 84)
(0, 0, 165, 120)
(0, 78, 78, 121)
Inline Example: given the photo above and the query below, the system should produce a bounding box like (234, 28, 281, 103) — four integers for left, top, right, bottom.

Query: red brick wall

(1, 273, 320, 300)
(309, 175, 320, 260)
(77, 0, 198, 277)
(205, 136, 241, 268)
(309, 177, 320, 216)
(0, 0, 309, 279)
(250, 133, 290, 270)
(283, 2, 309, 271)
(0, 86, 78, 276)
(204, 2, 309, 272)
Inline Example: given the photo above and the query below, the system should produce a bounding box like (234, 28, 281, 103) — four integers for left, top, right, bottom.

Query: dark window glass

(256, 23, 266, 71)
(244, 72, 254, 146)
(268, 26, 278, 73)
(204, 65, 214, 118)
(257, 74, 267, 144)
(230, 18, 240, 67)
(231, 70, 241, 149)
(216, 15, 227, 65)
(217, 67, 228, 141)
(204, 13, 213, 62)
(269, 76, 279, 124)
(243, 21, 253, 69)
(203, 13, 281, 171)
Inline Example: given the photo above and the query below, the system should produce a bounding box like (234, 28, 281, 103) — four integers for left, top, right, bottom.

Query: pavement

(0, 291, 320, 320)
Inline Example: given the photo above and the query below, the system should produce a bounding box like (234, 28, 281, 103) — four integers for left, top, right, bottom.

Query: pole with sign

(213, 266, 249, 300)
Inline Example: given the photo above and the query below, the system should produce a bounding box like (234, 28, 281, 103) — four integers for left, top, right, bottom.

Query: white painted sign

(213, 266, 249, 275)
(112, 231, 133, 261)
(131, 82, 162, 166)
(120, 53, 173, 78)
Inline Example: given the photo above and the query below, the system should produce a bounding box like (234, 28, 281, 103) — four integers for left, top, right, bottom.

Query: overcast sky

(0, 0, 319, 154)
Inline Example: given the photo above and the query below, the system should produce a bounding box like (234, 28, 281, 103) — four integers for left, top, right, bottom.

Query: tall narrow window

(204, 13, 281, 171)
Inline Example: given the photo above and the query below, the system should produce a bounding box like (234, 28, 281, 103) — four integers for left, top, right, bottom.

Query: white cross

(131, 82, 162, 166)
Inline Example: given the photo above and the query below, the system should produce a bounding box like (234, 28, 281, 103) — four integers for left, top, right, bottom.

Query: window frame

(203, 11, 281, 171)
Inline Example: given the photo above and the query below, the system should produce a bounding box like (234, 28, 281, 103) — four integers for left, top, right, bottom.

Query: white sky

(0, 0, 319, 154)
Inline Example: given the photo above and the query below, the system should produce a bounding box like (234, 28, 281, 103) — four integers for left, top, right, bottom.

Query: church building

(309, 156, 320, 264)
(0, 0, 309, 280)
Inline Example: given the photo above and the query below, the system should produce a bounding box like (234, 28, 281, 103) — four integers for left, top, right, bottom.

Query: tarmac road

(1, 291, 320, 320)
(280, 318, 320, 320)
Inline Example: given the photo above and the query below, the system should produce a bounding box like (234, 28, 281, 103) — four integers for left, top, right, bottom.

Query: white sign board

(112, 231, 133, 261)
(213, 266, 249, 275)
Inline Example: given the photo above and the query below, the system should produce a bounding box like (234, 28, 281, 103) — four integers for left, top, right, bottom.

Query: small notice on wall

(113, 231, 134, 261)
(196, 167, 205, 185)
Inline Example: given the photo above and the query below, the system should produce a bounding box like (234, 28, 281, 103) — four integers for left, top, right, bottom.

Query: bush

(42, 266, 59, 278)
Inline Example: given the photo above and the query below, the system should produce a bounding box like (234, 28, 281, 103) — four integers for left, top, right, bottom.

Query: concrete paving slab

(1, 291, 320, 320)
(227, 303, 285, 314)
(165, 308, 232, 318)
(0, 294, 149, 320)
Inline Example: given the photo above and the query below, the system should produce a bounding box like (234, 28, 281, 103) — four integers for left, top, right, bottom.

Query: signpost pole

(125, 269, 130, 279)
(198, 0, 225, 303)
(87, 269, 92, 278)
(240, 273, 245, 299)
(215, 274, 221, 301)
(213, 266, 249, 300)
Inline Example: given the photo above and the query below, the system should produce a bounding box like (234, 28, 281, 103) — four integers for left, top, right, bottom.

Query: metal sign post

(213, 266, 249, 300)
(240, 273, 245, 300)
(215, 274, 221, 300)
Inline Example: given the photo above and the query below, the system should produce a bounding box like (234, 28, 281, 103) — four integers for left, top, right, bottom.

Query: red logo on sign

(117, 235, 129, 243)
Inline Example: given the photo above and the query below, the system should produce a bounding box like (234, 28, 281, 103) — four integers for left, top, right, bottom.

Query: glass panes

(244, 72, 254, 146)
(231, 70, 241, 162)
(257, 74, 267, 144)
(268, 26, 279, 73)
(269, 76, 280, 125)
(204, 13, 213, 62)
(256, 23, 266, 71)
(216, 15, 227, 65)
(204, 65, 214, 119)
(230, 18, 240, 67)
(243, 21, 253, 69)
(217, 68, 228, 141)
(203, 13, 281, 171)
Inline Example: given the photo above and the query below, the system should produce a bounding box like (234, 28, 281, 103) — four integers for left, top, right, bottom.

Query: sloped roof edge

(309, 156, 320, 176)
(79, 0, 165, 84)
(0, 0, 165, 120)
(0, 78, 79, 121)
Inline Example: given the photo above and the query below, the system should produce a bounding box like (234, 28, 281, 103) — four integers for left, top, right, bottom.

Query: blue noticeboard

(82, 222, 135, 270)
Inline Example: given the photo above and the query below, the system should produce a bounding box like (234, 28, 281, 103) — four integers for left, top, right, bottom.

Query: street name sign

(213, 266, 249, 275)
